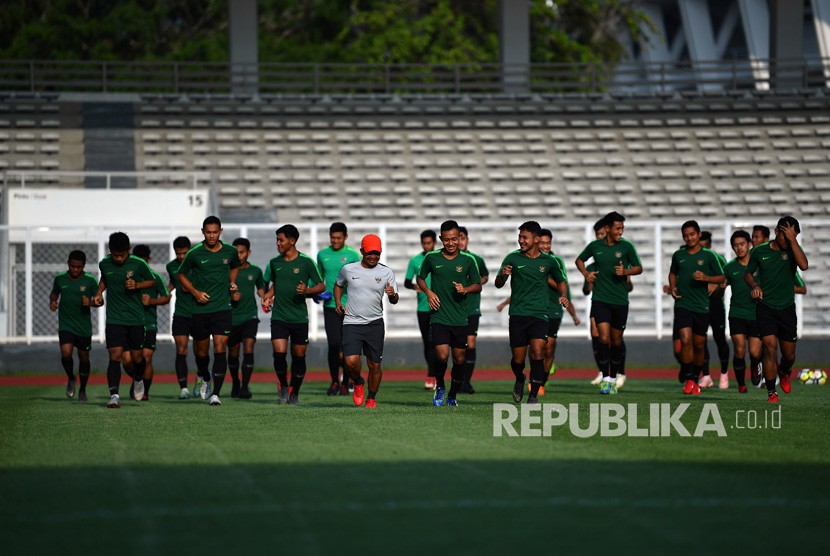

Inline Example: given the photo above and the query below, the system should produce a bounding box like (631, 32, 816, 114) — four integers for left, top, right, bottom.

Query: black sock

(511, 359, 525, 381)
(702, 343, 710, 376)
(715, 334, 730, 374)
(273, 352, 288, 389)
(464, 348, 476, 384)
(733, 357, 746, 386)
(61, 356, 75, 380)
(327, 349, 340, 383)
(175, 354, 189, 389)
(241, 353, 254, 388)
(290, 355, 307, 394)
(144, 377, 153, 396)
(778, 357, 794, 377)
(107, 359, 121, 395)
(353, 375, 365, 386)
(591, 337, 601, 369)
(229, 355, 240, 387)
(765, 377, 777, 394)
(212, 352, 227, 396)
(619, 339, 626, 375)
(367, 389, 377, 400)
(693, 364, 703, 382)
(195, 355, 210, 380)
(448, 363, 464, 398)
(78, 360, 90, 391)
(434, 359, 448, 389)
(122, 363, 134, 379)
(750, 355, 761, 376)
(680, 362, 693, 382)
(597, 342, 610, 377)
(426, 348, 437, 378)
(610, 343, 625, 379)
(133, 358, 146, 381)
(529, 358, 545, 396)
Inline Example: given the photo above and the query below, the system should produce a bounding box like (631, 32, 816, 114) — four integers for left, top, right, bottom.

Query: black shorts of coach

(58, 330, 92, 352)
(431, 322, 468, 349)
(756, 303, 797, 343)
(171, 315, 193, 337)
(105, 323, 144, 350)
(191, 310, 232, 341)
(728, 316, 760, 339)
(228, 318, 259, 348)
(270, 320, 309, 345)
(466, 315, 480, 337)
(548, 317, 562, 339)
(143, 329, 158, 351)
(590, 300, 629, 330)
(342, 319, 385, 363)
(674, 307, 709, 337)
(509, 315, 548, 348)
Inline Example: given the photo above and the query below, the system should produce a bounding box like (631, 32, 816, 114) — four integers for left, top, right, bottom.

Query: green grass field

(1, 378, 828, 555)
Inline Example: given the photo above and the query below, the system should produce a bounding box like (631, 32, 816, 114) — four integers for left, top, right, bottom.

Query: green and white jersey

(669, 247, 724, 314)
(266, 252, 322, 324)
(166, 258, 194, 318)
(99, 254, 154, 326)
(232, 263, 266, 326)
(548, 252, 570, 320)
(51, 272, 98, 337)
(577, 238, 641, 306)
(418, 250, 481, 327)
(464, 250, 488, 317)
(406, 251, 432, 313)
(499, 250, 565, 321)
(317, 245, 361, 309)
(177, 241, 241, 315)
(724, 258, 756, 321)
(142, 269, 170, 331)
(747, 242, 804, 310)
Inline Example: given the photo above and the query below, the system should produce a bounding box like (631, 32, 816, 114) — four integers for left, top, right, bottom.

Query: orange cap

(361, 234, 382, 253)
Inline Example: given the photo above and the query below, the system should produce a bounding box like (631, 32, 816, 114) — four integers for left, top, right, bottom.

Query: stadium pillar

(499, 0, 530, 93)
(738, 0, 771, 90)
(811, 0, 830, 87)
(770, 0, 804, 90)
(229, 0, 259, 95)
(677, 0, 722, 92)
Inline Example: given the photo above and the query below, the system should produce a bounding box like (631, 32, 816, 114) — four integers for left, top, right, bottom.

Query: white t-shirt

(336, 262, 398, 325)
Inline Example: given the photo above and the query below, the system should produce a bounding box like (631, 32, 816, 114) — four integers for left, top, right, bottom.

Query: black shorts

(672, 318, 680, 341)
(270, 320, 309, 345)
(228, 318, 259, 347)
(466, 315, 480, 337)
(171, 315, 192, 337)
(342, 320, 385, 362)
(191, 311, 232, 341)
(590, 300, 629, 330)
(323, 307, 344, 348)
(729, 316, 760, 338)
(431, 322, 468, 349)
(417, 311, 432, 345)
(58, 330, 91, 351)
(143, 329, 158, 351)
(509, 315, 548, 347)
(105, 324, 144, 350)
(548, 317, 563, 338)
(674, 307, 709, 337)
(709, 298, 726, 332)
(756, 303, 798, 343)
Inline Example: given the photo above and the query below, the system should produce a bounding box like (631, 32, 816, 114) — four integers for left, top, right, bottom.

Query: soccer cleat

(460, 382, 475, 394)
(327, 382, 340, 396)
(750, 364, 762, 387)
(287, 392, 299, 405)
(200, 376, 212, 400)
(718, 373, 729, 390)
(538, 385, 545, 396)
(365, 398, 377, 409)
(107, 394, 120, 409)
(133, 379, 145, 401)
(277, 386, 289, 404)
(424, 377, 436, 390)
(353, 383, 365, 407)
(78, 390, 88, 402)
(527, 394, 539, 404)
(208, 394, 221, 406)
(779, 373, 791, 394)
(142, 393, 149, 402)
(590, 372, 603, 386)
(65, 377, 76, 399)
(433, 386, 446, 406)
(738, 385, 748, 394)
(230, 383, 240, 398)
(348, 382, 355, 393)
(239, 387, 252, 399)
(599, 379, 617, 395)
(615, 375, 626, 389)
(193, 377, 203, 398)
(691, 383, 701, 395)
(768, 391, 779, 403)
(699, 375, 714, 388)
(178, 387, 191, 400)
(683, 380, 697, 395)
(447, 397, 458, 407)
(512, 376, 525, 403)
(549, 363, 557, 376)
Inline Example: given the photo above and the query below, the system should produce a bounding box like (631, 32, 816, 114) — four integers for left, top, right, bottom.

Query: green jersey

(724, 258, 756, 320)
(232, 263, 266, 325)
(177, 241, 241, 315)
(464, 250, 488, 317)
(99, 254, 154, 326)
(166, 258, 194, 318)
(577, 238, 640, 306)
(317, 245, 361, 309)
(499, 250, 565, 321)
(51, 272, 98, 337)
(266, 252, 322, 324)
(669, 247, 724, 314)
(142, 269, 170, 330)
(548, 252, 570, 320)
(746, 242, 803, 310)
(418, 250, 481, 327)
(406, 252, 432, 313)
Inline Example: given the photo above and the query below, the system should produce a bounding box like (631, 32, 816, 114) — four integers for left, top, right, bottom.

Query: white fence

(0, 220, 827, 344)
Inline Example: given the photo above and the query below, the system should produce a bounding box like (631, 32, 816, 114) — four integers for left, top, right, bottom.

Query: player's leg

(323, 307, 344, 395)
(711, 301, 730, 389)
(287, 323, 310, 403)
(542, 336, 556, 393)
(761, 334, 780, 400)
(461, 316, 479, 394)
(775, 305, 798, 394)
(172, 316, 192, 398)
(730, 330, 748, 393)
(228, 340, 241, 397)
(127, 325, 147, 401)
(342, 323, 365, 405)
(239, 336, 256, 399)
(105, 325, 126, 407)
(58, 334, 76, 398)
(365, 358, 382, 408)
(364, 321, 385, 407)
(508, 316, 530, 403)
(446, 328, 468, 404)
(76, 341, 91, 401)
(141, 329, 156, 400)
(748, 335, 763, 387)
(590, 317, 603, 385)
(527, 336, 548, 401)
(205, 311, 231, 404)
(608, 304, 628, 389)
(677, 321, 695, 392)
(418, 311, 437, 389)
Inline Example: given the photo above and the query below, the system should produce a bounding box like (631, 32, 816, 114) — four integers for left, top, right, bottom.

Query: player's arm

(49, 278, 60, 311)
(385, 273, 400, 305)
(497, 296, 510, 312)
(575, 256, 597, 284)
(794, 273, 807, 295)
(92, 272, 107, 306)
(626, 275, 633, 292)
(404, 257, 422, 291)
(333, 282, 346, 315)
(668, 268, 681, 299)
(494, 255, 511, 289)
(781, 223, 808, 271)
(297, 262, 325, 296)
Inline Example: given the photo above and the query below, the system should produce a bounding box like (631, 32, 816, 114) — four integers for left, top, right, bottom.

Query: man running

(405, 229, 438, 390)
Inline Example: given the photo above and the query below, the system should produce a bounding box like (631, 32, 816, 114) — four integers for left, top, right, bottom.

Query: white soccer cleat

(615, 374, 626, 389)
(718, 373, 729, 390)
(107, 394, 120, 409)
(200, 377, 212, 400)
(133, 379, 145, 401)
(590, 372, 603, 386)
(208, 394, 221, 406)
(699, 375, 714, 388)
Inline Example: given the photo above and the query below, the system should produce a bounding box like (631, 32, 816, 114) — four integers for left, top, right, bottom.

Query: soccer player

(177, 216, 241, 406)
(457, 226, 489, 394)
(668, 220, 725, 395)
(575, 211, 642, 394)
(495, 221, 568, 404)
(699, 231, 731, 389)
(262, 224, 324, 405)
(416, 220, 481, 407)
(751, 225, 771, 248)
(166, 236, 196, 399)
(334, 234, 399, 408)
(317, 222, 361, 396)
(49, 250, 98, 402)
(228, 238, 266, 399)
(405, 229, 438, 390)
(745, 216, 808, 403)
(92, 232, 157, 409)
(723, 230, 761, 393)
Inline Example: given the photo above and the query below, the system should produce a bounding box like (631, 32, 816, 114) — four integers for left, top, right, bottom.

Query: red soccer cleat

(779, 373, 791, 394)
(768, 391, 779, 403)
(353, 384, 365, 407)
(692, 383, 701, 395)
(683, 379, 697, 395)
(365, 398, 377, 409)
(738, 385, 748, 394)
